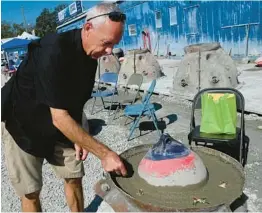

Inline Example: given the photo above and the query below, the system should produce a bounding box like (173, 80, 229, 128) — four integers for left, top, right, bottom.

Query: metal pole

(5, 51, 10, 70)
(198, 49, 201, 91)
(133, 51, 136, 73)
(245, 24, 250, 57)
(221, 23, 259, 56)
(21, 6, 28, 32)
(157, 34, 160, 57)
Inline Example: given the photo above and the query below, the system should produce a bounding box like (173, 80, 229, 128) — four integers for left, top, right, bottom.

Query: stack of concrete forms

(118, 49, 164, 84)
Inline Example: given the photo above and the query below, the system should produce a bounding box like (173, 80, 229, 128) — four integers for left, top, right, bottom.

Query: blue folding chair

(91, 72, 118, 115)
(123, 79, 161, 141)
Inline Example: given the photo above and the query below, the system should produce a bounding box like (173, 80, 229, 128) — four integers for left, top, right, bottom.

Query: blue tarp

(1, 38, 32, 51)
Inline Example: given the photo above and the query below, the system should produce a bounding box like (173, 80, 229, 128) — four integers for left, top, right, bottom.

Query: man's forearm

(52, 110, 110, 160)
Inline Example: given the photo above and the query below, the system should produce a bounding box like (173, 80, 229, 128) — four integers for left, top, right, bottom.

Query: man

(1, 3, 127, 212)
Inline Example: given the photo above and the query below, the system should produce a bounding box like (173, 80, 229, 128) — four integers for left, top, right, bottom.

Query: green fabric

(200, 93, 237, 135)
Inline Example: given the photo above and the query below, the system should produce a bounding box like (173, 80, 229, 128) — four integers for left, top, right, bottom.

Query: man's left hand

(74, 144, 89, 161)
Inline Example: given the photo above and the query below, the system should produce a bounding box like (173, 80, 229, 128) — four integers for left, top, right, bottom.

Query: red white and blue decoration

(138, 134, 207, 187)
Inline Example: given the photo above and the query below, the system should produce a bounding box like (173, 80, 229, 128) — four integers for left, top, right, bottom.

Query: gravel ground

(1, 96, 157, 212)
(2, 95, 262, 212)
(1, 76, 262, 211)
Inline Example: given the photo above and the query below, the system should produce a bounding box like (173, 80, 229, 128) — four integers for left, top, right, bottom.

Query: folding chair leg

(239, 141, 243, 165)
(112, 105, 119, 121)
(90, 97, 96, 115)
(243, 139, 249, 166)
(124, 116, 130, 126)
(150, 111, 161, 137)
(108, 97, 114, 116)
(116, 104, 123, 120)
(128, 116, 141, 141)
(129, 117, 136, 130)
(241, 140, 248, 167)
(128, 121, 137, 141)
(101, 97, 106, 109)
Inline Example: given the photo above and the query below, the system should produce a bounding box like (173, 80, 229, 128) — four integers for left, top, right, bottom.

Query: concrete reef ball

(172, 42, 239, 99)
(96, 54, 121, 80)
(119, 49, 164, 84)
(138, 142, 207, 187)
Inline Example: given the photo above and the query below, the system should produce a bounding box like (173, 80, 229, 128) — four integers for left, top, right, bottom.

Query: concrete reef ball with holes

(1, 2, 127, 212)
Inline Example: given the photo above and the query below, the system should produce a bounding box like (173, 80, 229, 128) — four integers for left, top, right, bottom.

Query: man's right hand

(49, 107, 127, 176)
(101, 151, 127, 176)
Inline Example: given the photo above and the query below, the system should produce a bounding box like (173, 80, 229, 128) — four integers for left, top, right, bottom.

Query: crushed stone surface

(2, 95, 262, 212)
(1, 69, 262, 212)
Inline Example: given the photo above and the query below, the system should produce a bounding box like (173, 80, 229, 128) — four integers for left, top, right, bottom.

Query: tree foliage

(35, 4, 67, 37)
(12, 23, 26, 36)
(1, 21, 36, 38)
(1, 21, 30, 38)
(1, 4, 67, 39)
(1, 21, 15, 38)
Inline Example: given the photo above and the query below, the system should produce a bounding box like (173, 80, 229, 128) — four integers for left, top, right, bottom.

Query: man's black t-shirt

(5, 29, 98, 158)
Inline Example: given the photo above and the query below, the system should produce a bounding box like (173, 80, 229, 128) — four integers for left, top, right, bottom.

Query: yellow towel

(208, 93, 234, 101)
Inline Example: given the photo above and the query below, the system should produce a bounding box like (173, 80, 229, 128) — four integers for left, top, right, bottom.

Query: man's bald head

(85, 3, 122, 28)
(81, 2, 125, 59)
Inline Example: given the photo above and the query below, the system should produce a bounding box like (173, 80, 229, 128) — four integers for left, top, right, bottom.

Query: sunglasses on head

(86, 11, 126, 23)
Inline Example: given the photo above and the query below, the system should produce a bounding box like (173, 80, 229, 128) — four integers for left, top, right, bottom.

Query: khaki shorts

(2, 127, 85, 197)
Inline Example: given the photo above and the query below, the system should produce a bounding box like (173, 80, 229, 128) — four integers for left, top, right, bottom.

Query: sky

(1, 1, 100, 25)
